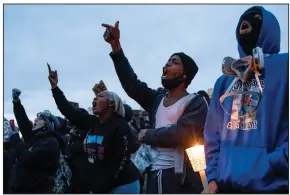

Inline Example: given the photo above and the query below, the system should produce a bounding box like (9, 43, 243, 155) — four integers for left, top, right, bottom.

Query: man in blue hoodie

(204, 6, 288, 193)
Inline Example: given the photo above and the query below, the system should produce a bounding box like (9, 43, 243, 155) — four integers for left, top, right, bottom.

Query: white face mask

(32, 117, 46, 131)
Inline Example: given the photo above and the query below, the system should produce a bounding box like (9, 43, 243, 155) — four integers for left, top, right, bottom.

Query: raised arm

(47, 63, 96, 130)
(12, 89, 33, 141)
(142, 95, 208, 149)
(102, 21, 158, 112)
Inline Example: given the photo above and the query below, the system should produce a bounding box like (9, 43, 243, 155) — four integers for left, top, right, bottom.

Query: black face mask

(237, 10, 263, 55)
(161, 74, 185, 90)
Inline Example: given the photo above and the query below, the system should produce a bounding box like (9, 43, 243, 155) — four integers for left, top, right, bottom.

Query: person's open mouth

(92, 101, 97, 111)
(162, 68, 169, 79)
(240, 20, 252, 34)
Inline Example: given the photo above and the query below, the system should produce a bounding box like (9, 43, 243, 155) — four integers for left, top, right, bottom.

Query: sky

(4, 4, 289, 122)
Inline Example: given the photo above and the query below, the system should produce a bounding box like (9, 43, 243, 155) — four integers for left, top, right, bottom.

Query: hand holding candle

(186, 145, 210, 193)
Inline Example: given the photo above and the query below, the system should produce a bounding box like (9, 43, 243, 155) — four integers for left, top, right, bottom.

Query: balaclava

(161, 52, 198, 90)
(237, 7, 263, 55)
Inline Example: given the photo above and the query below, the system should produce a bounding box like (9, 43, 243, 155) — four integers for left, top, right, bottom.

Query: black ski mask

(237, 8, 263, 55)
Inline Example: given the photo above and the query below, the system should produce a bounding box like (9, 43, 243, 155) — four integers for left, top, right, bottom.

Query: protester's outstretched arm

(48, 63, 96, 130)
(142, 95, 208, 149)
(12, 89, 33, 141)
(102, 21, 158, 112)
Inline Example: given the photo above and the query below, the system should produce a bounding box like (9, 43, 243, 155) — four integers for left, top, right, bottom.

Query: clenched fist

(12, 88, 21, 102)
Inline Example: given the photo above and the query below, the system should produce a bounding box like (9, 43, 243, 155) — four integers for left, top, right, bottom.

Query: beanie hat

(171, 52, 198, 87)
(36, 111, 60, 131)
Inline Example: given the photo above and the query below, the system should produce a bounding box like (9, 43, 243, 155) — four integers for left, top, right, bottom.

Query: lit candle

(186, 145, 209, 193)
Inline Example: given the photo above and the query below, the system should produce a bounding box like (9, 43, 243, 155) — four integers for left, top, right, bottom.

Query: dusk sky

(4, 4, 288, 121)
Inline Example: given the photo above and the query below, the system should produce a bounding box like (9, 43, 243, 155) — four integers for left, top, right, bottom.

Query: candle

(186, 145, 209, 193)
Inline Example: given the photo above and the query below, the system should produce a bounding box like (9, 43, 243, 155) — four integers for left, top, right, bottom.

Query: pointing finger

(102, 23, 113, 28)
(115, 21, 119, 29)
(47, 63, 52, 73)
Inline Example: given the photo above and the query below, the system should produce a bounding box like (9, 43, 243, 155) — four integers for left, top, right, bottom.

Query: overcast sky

(4, 4, 288, 121)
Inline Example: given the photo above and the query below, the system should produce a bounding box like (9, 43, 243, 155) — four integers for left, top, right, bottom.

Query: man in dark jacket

(9, 88, 62, 193)
(102, 21, 208, 194)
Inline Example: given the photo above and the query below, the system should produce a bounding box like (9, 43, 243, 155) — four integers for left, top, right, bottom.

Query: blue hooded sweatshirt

(204, 6, 288, 193)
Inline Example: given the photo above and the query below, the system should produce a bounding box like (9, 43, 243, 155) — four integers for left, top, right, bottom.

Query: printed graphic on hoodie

(84, 134, 104, 163)
(226, 78, 264, 131)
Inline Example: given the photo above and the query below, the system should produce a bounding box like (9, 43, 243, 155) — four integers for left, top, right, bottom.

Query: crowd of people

(3, 5, 288, 194)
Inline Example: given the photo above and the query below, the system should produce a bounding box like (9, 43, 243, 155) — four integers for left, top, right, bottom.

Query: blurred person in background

(4, 117, 22, 194)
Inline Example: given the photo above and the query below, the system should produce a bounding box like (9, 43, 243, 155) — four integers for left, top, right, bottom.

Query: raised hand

(47, 63, 58, 89)
(102, 21, 121, 53)
(92, 80, 107, 96)
(12, 88, 21, 102)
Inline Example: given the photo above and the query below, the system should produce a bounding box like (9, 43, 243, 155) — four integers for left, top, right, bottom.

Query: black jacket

(10, 100, 62, 193)
(9, 132, 61, 193)
(51, 87, 139, 193)
(109, 49, 208, 193)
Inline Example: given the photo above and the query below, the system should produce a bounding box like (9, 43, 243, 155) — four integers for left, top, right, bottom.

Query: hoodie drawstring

(157, 170, 163, 194)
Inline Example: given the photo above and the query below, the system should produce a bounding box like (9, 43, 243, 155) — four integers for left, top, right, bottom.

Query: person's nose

(165, 62, 171, 67)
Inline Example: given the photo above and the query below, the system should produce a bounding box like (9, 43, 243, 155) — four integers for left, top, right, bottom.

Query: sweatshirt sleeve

(204, 82, 221, 182)
(13, 100, 33, 141)
(51, 86, 96, 130)
(109, 49, 158, 113)
(143, 95, 208, 149)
